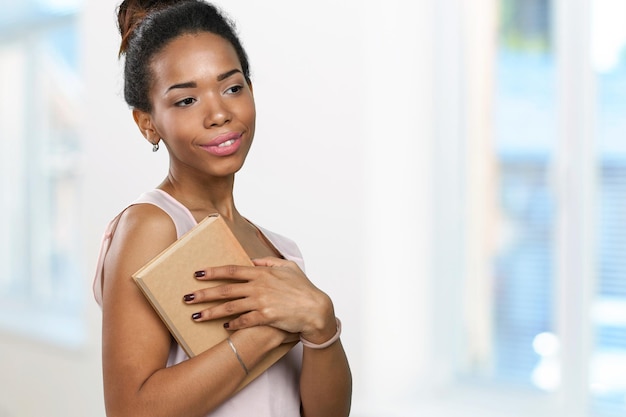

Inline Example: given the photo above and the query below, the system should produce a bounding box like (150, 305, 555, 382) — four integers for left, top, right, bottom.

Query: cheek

(243, 100, 256, 129)
(157, 112, 193, 140)
(247, 110, 256, 131)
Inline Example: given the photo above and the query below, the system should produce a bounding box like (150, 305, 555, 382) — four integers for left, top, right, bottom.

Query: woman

(93, 1, 352, 416)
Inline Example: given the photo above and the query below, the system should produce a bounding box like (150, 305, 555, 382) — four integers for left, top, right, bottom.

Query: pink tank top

(93, 189, 303, 416)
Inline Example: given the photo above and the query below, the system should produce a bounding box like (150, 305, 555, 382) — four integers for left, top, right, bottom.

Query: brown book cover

(132, 214, 296, 390)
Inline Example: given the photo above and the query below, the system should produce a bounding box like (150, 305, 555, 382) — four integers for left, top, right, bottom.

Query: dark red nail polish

(194, 270, 206, 278)
(192, 312, 202, 320)
(223, 322, 230, 329)
(183, 294, 195, 302)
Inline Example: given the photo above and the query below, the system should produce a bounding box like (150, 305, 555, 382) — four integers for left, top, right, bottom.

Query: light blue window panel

(493, 0, 557, 387)
(0, 0, 84, 347)
(492, 1, 626, 415)
(591, 1, 626, 414)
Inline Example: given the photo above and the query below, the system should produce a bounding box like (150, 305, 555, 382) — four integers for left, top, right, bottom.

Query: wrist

(300, 294, 336, 343)
(237, 325, 284, 349)
(300, 317, 342, 349)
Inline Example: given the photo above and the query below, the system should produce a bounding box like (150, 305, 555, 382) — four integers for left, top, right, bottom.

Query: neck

(159, 173, 240, 222)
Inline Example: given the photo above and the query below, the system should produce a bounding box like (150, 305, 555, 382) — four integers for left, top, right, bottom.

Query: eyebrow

(164, 69, 243, 94)
(217, 68, 242, 81)
(165, 81, 197, 94)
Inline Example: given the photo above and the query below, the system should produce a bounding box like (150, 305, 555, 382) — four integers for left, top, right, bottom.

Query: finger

(251, 256, 289, 268)
(183, 281, 247, 304)
(191, 298, 253, 322)
(194, 264, 258, 281)
(252, 257, 304, 275)
(224, 310, 267, 330)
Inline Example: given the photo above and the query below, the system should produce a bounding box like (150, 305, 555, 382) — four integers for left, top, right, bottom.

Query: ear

(132, 109, 160, 145)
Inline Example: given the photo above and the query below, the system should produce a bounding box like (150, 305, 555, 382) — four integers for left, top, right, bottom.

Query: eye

(225, 85, 243, 95)
(175, 97, 196, 107)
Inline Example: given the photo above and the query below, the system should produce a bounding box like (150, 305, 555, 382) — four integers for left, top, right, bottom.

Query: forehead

(150, 32, 242, 85)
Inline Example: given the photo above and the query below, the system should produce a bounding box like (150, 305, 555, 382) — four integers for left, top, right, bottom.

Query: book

(132, 214, 296, 391)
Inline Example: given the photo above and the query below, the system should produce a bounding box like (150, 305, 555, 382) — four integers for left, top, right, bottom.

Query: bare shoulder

(103, 203, 177, 293)
(115, 203, 177, 245)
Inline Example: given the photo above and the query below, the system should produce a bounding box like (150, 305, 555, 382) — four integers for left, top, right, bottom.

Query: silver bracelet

(300, 318, 342, 349)
(227, 337, 249, 375)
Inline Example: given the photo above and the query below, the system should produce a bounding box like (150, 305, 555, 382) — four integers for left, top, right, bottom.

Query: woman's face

(140, 32, 256, 181)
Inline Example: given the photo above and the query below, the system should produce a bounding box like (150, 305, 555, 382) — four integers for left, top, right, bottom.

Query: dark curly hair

(117, 0, 251, 112)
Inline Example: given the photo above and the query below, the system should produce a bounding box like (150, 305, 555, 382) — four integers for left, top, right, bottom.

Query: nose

(203, 96, 231, 128)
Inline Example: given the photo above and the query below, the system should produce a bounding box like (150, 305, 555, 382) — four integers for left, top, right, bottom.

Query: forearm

(299, 340, 352, 417)
(104, 327, 283, 417)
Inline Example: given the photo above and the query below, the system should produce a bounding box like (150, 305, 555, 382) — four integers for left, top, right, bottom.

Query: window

(0, 0, 84, 347)
(455, 0, 626, 416)
(591, 0, 626, 415)
(492, 0, 556, 386)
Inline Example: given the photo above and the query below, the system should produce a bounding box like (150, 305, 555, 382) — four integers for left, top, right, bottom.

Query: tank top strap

(135, 189, 198, 238)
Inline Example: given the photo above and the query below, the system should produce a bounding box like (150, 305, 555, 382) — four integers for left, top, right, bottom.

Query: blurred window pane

(492, 0, 557, 388)
(0, 1, 83, 346)
(480, 0, 626, 415)
(592, 0, 626, 415)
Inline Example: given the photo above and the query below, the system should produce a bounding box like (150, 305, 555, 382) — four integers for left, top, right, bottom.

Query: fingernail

(192, 312, 202, 320)
(194, 270, 206, 278)
(183, 294, 195, 302)
(223, 322, 230, 329)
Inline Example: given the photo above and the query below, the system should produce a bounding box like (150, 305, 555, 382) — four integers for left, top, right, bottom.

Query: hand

(183, 257, 337, 342)
(241, 322, 300, 346)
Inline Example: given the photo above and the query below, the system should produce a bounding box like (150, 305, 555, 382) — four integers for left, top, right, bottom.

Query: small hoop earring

(152, 141, 160, 152)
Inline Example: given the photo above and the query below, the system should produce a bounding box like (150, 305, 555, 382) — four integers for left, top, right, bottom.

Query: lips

(201, 132, 243, 156)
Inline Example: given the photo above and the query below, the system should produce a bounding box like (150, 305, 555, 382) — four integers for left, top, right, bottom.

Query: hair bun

(117, 0, 187, 56)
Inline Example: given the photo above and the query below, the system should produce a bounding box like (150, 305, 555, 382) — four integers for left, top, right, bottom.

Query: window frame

(0, 7, 85, 349)
(429, 0, 599, 416)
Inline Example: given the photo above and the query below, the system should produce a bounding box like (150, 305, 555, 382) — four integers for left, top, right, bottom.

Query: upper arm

(101, 204, 178, 406)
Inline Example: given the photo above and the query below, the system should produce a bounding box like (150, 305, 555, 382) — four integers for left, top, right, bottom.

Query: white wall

(0, 1, 436, 416)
